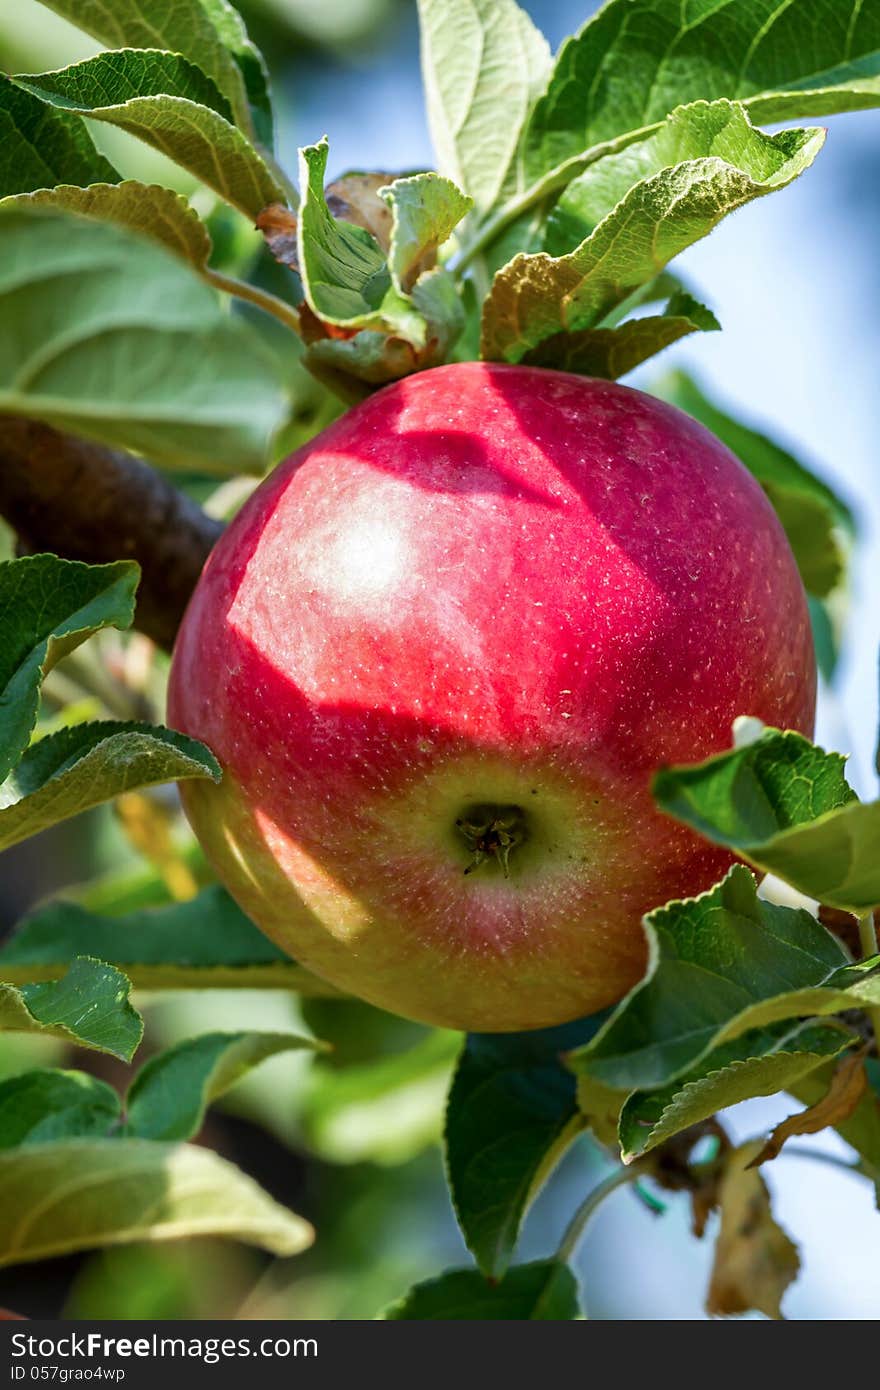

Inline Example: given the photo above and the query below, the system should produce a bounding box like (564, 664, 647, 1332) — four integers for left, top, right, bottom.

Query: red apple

(168, 363, 815, 1031)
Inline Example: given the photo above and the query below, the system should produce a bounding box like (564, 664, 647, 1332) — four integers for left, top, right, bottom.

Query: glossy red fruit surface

(168, 363, 815, 1030)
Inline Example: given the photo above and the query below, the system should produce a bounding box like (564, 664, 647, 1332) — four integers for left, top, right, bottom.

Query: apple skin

(168, 363, 815, 1031)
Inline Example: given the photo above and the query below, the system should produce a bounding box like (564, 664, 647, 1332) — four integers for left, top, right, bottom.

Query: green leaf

(0, 884, 337, 993)
(568, 865, 849, 1092)
(0, 1138, 313, 1267)
(301, 1029, 459, 1165)
(522, 0, 880, 193)
(382, 1259, 580, 1320)
(3, 181, 212, 269)
(653, 726, 880, 914)
(808, 596, 840, 684)
(598, 269, 690, 327)
(655, 725, 854, 844)
(35, 0, 273, 145)
(381, 173, 472, 294)
(0, 1069, 120, 1148)
(0, 205, 287, 472)
(297, 139, 421, 339)
(0, 73, 118, 197)
(14, 50, 284, 218)
(696, 957, 880, 1040)
(446, 1018, 606, 1278)
(0, 720, 219, 854)
(781, 490, 845, 605)
(73, 843, 210, 915)
(295, 143, 465, 392)
(0, 556, 138, 783)
(482, 205, 549, 280)
(546, 98, 819, 251)
(125, 1030, 321, 1142)
(651, 370, 853, 598)
(198, 0, 275, 148)
(17, 47, 233, 120)
(417, 0, 551, 214)
(0, 1035, 326, 1153)
(302, 334, 403, 399)
(482, 105, 822, 363)
(1, 182, 300, 361)
(574, 1073, 628, 1147)
(521, 292, 719, 378)
(0, 958, 141, 1061)
(618, 1021, 853, 1161)
(305, 269, 464, 393)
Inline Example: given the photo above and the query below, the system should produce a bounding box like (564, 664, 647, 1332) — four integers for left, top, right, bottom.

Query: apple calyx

(455, 804, 528, 878)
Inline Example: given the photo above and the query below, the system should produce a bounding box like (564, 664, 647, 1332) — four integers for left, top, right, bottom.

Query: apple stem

(556, 1164, 646, 1265)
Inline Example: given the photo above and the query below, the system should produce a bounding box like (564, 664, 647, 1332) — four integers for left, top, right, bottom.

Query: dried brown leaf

(255, 202, 298, 270)
(650, 1118, 731, 1192)
(707, 1142, 800, 1319)
(748, 1051, 868, 1168)
(644, 1118, 732, 1237)
(691, 1181, 720, 1240)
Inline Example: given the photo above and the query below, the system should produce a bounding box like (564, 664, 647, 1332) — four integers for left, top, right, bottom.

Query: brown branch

(0, 419, 223, 650)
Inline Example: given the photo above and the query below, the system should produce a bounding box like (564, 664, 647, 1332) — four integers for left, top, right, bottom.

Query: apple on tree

(3, 0, 879, 1324)
(168, 362, 815, 1031)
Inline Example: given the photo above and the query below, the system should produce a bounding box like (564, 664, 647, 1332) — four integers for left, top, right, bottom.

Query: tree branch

(0, 419, 222, 650)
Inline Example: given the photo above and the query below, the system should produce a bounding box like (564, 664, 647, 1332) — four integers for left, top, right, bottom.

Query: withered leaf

(707, 1142, 800, 1319)
(255, 202, 298, 269)
(747, 1051, 868, 1168)
(646, 1117, 731, 1238)
(691, 1179, 720, 1240)
(297, 303, 358, 345)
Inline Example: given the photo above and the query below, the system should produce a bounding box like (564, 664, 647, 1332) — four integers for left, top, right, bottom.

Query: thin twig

(777, 1145, 866, 1177)
(556, 1165, 644, 1263)
(0, 418, 222, 650)
(203, 268, 302, 337)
